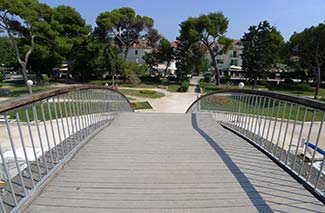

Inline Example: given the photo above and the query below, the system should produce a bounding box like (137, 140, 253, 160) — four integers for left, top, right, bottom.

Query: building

(122, 39, 152, 64)
(206, 40, 243, 79)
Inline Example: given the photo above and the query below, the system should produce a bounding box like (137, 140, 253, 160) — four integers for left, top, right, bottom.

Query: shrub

(0, 73, 3, 82)
(131, 102, 141, 108)
(179, 81, 189, 92)
(296, 83, 310, 91)
(139, 90, 156, 95)
(40, 74, 49, 85)
(160, 77, 170, 86)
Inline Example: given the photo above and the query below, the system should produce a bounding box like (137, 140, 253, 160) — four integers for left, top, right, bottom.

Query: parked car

(4, 72, 11, 80)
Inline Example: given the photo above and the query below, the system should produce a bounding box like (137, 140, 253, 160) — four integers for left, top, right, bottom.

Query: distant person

(113, 83, 119, 90)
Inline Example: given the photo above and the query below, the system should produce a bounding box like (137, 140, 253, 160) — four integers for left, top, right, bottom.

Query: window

(230, 60, 238, 66)
(216, 59, 223, 64)
(232, 51, 237, 57)
(135, 50, 138, 55)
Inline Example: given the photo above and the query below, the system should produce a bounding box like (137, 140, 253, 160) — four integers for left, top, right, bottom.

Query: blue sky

(39, 0, 325, 41)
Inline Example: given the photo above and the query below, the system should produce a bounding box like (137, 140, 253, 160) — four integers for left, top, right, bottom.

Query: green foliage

(160, 77, 170, 85)
(241, 21, 284, 88)
(287, 23, 325, 98)
(0, 37, 17, 68)
(296, 83, 310, 91)
(178, 12, 232, 85)
(179, 81, 189, 92)
(0, 73, 3, 82)
(131, 101, 152, 110)
(94, 7, 154, 58)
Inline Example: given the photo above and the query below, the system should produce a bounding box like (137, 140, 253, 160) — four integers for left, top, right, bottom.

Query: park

(0, 0, 325, 212)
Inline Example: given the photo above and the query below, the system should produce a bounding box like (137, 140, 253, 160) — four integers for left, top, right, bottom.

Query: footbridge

(0, 86, 324, 212)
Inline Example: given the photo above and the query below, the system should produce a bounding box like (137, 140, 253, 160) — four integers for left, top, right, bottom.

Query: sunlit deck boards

(25, 112, 324, 212)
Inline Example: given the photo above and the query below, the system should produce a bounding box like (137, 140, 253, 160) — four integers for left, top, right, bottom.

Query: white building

(122, 40, 152, 64)
(206, 40, 243, 79)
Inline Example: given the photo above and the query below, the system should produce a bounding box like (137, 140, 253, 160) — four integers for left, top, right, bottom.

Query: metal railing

(0, 85, 133, 212)
(187, 89, 325, 202)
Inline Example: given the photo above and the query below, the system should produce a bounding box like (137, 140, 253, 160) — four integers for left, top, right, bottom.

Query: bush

(40, 74, 49, 85)
(296, 83, 310, 91)
(0, 73, 3, 82)
(179, 81, 189, 92)
(139, 90, 156, 95)
(160, 77, 170, 86)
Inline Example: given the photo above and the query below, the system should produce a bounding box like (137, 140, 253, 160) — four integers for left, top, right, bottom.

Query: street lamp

(27, 80, 33, 94)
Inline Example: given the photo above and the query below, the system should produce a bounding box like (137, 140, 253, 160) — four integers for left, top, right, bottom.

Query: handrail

(0, 85, 133, 212)
(187, 89, 325, 203)
(0, 85, 134, 113)
(186, 89, 325, 112)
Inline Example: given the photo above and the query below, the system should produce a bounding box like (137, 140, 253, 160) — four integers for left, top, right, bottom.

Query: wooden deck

(25, 112, 324, 212)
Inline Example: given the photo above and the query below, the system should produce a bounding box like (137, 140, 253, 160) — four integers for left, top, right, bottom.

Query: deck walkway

(26, 112, 324, 212)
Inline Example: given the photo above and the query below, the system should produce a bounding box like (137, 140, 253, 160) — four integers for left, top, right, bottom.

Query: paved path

(26, 112, 324, 212)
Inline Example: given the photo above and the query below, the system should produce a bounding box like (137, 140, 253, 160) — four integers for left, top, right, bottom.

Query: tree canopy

(94, 7, 154, 58)
(179, 12, 232, 85)
(286, 23, 325, 98)
(0, 0, 58, 92)
(241, 21, 284, 88)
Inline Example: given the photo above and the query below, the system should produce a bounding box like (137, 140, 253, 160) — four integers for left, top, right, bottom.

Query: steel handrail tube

(0, 86, 133, 212)
(186, 89, 325, 203)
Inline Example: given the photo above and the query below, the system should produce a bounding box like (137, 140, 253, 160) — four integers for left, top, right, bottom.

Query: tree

(287, 23, 325, 99)
(175, 41, 208, 80)
(143, 52, 158, 72)
(53, 5, 92, 81)
(146, 28, 161, 48)
(0, 36, 17, 68)
(241, 21, 284, 89)
(179, 12, 232, 85)
(0, 0, 58, 93)
(155, 38, 174, 76)
(94, 7, 154, 59)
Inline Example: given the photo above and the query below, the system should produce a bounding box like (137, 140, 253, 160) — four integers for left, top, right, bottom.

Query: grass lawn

(131, 101, 152, 110)
(200, 96, 323, 121)
(167, 84, 181, 92)
(120, 89, 165, 99)
(0, 81, 54, 97)
(199, 82, 325, 98)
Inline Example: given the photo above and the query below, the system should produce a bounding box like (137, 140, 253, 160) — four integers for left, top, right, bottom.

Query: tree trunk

(314, 65, 321, 99)
(207, 47, 220, 85)
(252, 76, 257, 89)
(124, 46, 129, 59)
(21, 64, 32, 94)
(164, 60, 171, 77)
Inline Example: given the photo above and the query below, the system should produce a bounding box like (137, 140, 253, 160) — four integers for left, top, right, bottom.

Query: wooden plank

(25, 112, 325, 212)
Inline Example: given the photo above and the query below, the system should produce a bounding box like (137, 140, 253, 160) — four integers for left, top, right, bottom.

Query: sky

(39, 0, 325, 41)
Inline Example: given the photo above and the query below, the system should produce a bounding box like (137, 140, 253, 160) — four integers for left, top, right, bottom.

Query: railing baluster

(52, 97, 65, 156)
(279, 103, 293, 161)
(40, 102, 55, 168)
(285, 104, 300, 165)
(306, 111, 325, 182)
(274, 102, 287, 157)
(25, 108, 43, 180)
(4, 113, 27, 196)
(32, 104, 49, 173)
(16, 110, 35, 188)
(47, 99, 60, 162)
(0, 144, 18, 207)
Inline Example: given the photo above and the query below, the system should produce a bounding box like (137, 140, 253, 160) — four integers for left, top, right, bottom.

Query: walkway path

(26, 112, 324, 212)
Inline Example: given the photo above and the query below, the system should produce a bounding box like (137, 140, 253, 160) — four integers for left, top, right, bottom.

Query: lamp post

(26, 80, 33, 94)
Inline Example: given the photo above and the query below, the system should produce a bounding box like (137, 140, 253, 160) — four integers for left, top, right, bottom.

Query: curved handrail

(186, 89, 325, 113)
(0, 85, 133, 212)
(0, 85, 134, 113)
(186, 89, 325, 203)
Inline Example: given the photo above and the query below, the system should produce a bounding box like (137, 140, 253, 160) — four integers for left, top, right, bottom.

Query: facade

(206, 40, 243, 79)
(122, 39, 152, 64)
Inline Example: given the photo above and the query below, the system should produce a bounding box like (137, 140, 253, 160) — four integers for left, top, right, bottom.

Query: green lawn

(120, 89, 165, 99)
(200, 96, 323, 121)
(131, 101, 152, 110)
(0, 82, 54, 97)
